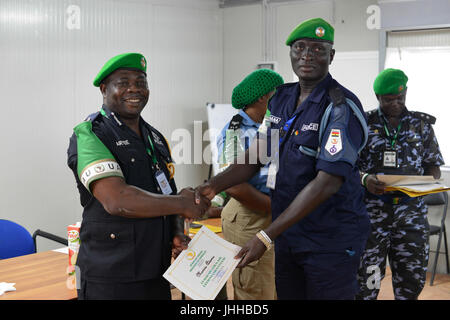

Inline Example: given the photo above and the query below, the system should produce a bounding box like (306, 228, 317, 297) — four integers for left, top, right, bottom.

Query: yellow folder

(189, 221, 222, 234)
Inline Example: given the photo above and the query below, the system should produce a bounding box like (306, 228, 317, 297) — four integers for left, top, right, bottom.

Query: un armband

(74, 121, 124, 192)
(79, 160, 123, 191)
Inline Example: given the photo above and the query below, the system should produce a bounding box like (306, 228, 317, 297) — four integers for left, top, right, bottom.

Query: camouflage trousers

(356, 196, 430, 300)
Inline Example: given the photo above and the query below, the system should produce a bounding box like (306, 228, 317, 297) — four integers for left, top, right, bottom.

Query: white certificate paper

(163, 226, 242, 300)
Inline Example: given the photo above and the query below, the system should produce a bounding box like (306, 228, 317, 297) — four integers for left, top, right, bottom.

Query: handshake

(177, 182, 216, 220)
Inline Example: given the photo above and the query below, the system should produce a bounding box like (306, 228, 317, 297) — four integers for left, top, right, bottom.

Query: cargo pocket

(83, 221, 135, 280)
(222, 199, 252, 232)
(233, 261, 262, 299)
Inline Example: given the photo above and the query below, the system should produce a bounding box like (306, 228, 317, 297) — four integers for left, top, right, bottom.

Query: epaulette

(365, 108, 377, 119)
(228, 113, 244, 131)
(83, 111, 101, 123)
(411, 111, 436, 125)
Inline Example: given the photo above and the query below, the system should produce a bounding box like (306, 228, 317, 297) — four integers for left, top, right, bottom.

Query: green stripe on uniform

(74, 121, 124, 192)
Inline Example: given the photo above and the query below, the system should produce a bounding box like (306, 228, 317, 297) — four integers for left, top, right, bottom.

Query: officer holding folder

(357, 68, 444, 300)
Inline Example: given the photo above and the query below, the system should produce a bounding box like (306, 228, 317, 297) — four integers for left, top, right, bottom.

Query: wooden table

(0, 218, 222, 300)
(0, 250, 77, 300)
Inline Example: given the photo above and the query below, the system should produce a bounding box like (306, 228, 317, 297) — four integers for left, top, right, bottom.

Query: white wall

(0, 0, 222, 252)
(223, 4, 263, 106)
(223, 0, 380, 109)
(329, 50, 379, 110)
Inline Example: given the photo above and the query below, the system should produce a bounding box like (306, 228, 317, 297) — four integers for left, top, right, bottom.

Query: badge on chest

(266, 162, 278, 190)
(155, 170, 173, 195)
(383, 149, 398, 168)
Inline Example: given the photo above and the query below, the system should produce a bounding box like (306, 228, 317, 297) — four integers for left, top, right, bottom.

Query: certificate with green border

(163, 226, 242, 300)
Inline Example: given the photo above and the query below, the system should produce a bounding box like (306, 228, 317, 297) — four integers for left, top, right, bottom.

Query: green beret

(93, 53, 147, 87)
(231, 69, 284, 110)
(286, 18, 334, 46)
(373, 68, 408, 96)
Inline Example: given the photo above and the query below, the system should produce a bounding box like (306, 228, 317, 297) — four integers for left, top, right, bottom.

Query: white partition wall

(222, 0, 380, 108)
(0, 0, 222, 251)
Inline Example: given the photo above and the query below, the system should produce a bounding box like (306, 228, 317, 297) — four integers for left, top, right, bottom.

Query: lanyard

(383, 122, 402, 148)
(279, 114, 298, 145)
(146, 135, 159, 166)
(378, 108, 402, 148)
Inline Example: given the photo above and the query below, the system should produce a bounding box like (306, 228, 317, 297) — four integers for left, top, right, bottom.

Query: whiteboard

(206, 103, 238, 177)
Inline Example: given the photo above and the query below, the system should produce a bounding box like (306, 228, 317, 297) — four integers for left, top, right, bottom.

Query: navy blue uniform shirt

(67, 105, 177, 282)
(268, 73, 370, 253)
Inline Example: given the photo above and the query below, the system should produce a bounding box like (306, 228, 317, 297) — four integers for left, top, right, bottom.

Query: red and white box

(67, 222, 81, 275)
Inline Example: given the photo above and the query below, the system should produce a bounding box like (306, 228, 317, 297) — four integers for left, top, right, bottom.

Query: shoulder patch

(324, 129, 343, 156)
(411, 111, 436, 125)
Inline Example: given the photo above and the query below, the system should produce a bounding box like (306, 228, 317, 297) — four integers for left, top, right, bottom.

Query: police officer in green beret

(67, 53, 209, 299)
(196, 18, 370, 299)
(357, 68, 444, 299)
(216, 69, 283, 300)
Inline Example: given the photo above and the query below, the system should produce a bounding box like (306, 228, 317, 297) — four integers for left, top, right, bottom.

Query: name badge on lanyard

(267, 113, 296, 190)
(266, 162, 277, 190)
(383, 150, 397, 168)
(155, 170, 173, 195)
(382, 117, 401, 169)
(147, 134, 173, 195)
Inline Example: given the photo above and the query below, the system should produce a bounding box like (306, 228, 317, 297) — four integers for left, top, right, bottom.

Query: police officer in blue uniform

(356, 68, 444, 300)
(195, 18, 370, 299)
(67, 53, 208, 300)
(216, 69, 283, 300)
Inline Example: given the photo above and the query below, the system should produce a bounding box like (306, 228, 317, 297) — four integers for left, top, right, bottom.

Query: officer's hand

(205, 206, 223, 218)
(194, 182, 216, 204)
(172, 233, 190, 259)
(179, 187, 210, 219)
(365, 174, 386, 195)
(234, 235, 266, 268)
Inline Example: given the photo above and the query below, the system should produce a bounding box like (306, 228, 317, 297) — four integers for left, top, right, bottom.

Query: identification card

(266, 162, 277, 190)
(155, 170, 173, 195)
(383, 150, 397, 168)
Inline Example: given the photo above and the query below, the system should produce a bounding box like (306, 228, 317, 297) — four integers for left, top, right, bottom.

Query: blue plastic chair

(0, 219, 67, 260)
